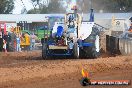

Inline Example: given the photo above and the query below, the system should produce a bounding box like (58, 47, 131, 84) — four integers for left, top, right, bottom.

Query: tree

(28, 0, 132, 14)
(76, 0, 132, 13)
(114, 0, 132, 12)
(47, 0, 65, 13)
(0, 0, 15, 14)
(28, 0, 65, 14)
(27, 8, 40, 14)
(30, 0, 42, 9)
(39, 5, 48, 14)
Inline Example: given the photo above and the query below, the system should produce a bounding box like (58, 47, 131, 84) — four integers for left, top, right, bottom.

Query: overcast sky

(13, 0, 33, 14)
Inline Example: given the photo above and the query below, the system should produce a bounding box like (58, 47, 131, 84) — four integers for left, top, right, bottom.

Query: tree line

(0, 0, 132, 14)
(27, 0, 132, 13)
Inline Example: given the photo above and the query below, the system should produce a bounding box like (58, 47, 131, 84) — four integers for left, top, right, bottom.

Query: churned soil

(0, 51, 132, 88)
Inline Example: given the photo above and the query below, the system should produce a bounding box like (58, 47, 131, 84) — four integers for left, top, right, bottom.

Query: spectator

(10, 30, 16, 51)
(3, 31, 11, 52)
(30, 33, 36, 50)
(0, 33, 3, 52)
(16, 34, 21, 52)
(3, 39, 7, 52)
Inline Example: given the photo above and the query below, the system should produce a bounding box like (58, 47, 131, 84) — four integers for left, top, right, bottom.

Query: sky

(13, 0, 33, 14)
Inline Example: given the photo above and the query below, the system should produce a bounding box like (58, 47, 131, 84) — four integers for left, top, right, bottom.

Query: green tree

(40, 5, 48, 14)
(27, 8, 39, 14)
(81, 0, 132, 13)
(28, 0, 132, 13)
(0, 0, 15, 14)
(46, 0, 65, 13)
(28, 0, 65, 14)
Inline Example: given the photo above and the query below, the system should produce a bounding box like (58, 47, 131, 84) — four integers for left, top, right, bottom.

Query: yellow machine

(20, 33, 30, 46)
(12, 26, 31, 50)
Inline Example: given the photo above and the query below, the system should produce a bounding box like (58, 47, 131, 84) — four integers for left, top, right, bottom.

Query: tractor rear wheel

(73, 43, 79, 59)
(83, 46, 99, 59)
(83, 26, 100, 59)
(90, 46, 99, 58)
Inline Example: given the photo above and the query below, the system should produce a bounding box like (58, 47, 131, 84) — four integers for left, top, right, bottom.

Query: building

(0, 13, 131, 32)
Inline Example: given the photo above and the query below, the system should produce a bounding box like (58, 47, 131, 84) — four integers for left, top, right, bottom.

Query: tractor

(41, 6, 100, 59)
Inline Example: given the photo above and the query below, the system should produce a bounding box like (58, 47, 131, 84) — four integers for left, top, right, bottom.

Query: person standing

(3, 39, 7, 52)
(16, 34, 21, 52)
(0, 33, 3, 52)
(30, 33, 35, 50)
(3, 31, 11, 52)
(10, 29, 16, 51)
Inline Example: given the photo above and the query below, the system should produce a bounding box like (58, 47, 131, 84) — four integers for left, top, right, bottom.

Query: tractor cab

(41, 16, 64, 44)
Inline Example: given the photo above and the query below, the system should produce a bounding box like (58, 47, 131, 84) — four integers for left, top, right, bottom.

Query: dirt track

(0, 51, 132, 88)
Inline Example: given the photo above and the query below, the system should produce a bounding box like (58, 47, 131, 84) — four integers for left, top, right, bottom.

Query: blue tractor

(42, 8, 100, 59)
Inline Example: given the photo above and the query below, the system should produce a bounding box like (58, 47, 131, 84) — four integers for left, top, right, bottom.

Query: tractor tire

(42, 43, 48, 59)
(83, 26, 100, 59)
(83, 46, 99, 59)
(90, 46, 99, 58)
(73, 43, 79, 59)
